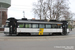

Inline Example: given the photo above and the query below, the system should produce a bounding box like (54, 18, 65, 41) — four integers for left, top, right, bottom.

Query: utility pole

(23, 11, 25, 18)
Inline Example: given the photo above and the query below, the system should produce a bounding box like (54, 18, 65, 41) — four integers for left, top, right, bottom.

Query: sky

(8, 0, 75, 19)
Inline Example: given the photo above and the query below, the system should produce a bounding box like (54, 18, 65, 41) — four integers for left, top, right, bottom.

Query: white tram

(4, 18, 69, 35)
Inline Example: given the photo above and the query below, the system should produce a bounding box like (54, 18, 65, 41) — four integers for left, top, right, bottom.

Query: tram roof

(6, 20, 63, 24)
(6, 18, 68, 24)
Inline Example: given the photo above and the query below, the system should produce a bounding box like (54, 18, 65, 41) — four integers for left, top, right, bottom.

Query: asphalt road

(0, 28, 75, 50)
(0, 37, 75, 50)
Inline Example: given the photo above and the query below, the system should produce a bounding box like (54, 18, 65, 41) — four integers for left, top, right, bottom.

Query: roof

(17, 20, 63, 24)
(6, 18, 67, 24)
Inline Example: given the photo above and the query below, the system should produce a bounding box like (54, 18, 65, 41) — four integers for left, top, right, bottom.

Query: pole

(0, 5, 2, 27)
(23, 11, 25, 18)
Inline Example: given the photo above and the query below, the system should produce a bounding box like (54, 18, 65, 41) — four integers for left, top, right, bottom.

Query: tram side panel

(4, 27, 69, 35)
(17, 28, 39, 35)
(4, 28, 9, 34)
(17, 28, 63, 35)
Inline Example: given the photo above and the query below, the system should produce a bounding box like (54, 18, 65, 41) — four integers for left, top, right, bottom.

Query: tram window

(57, 24, 62, 28)
(5, 22, 9, 27)
(46, 24, 51, 28)
(39, 24, 45, 28)
(25, 24, 31, 28)
(18, 23, 24, 28)
(32, 24, 38, 28)
(51, 24, 58, 28)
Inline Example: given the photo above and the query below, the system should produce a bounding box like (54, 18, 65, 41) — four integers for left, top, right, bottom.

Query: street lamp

(23, 11, 25, 18)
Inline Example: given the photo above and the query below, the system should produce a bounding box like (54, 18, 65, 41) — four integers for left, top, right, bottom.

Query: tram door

(9, 19, 17, 35)
(62, 21, 67, 35)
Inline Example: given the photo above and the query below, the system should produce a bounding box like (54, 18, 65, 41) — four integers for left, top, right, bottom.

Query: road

(0, 38, 75, 50)
(0, 28, 75, 50)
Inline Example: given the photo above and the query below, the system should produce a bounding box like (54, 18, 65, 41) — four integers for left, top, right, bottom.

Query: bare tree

(47, 0, 53, 19)
(33, 0, 53, 20)
(33, 0, 72, 20)
(33, 0, 44, 20)
(53, 0, 70, 20)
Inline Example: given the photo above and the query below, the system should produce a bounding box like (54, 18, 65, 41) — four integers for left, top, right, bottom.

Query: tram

(4, 18, 69, 35)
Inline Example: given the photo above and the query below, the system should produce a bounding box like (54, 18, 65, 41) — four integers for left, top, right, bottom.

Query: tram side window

(51, 24, 62, 28)
(5, 22, 9, 27)
(18, 23, 24, 28)
(46, 24, 51, 28)
(39, 24, 45, 28)
(57, 24, 62, 28)
(25, 24, 31, 28)
(32, 24, 38, 28)
(51, 24, 58, 28)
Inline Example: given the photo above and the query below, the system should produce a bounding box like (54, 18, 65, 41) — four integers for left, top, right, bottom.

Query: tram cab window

(25, 24, 31, 28)
(39, 24, 45, 28)
(46, 24, 51, 28)
(5, 22, 9, 27)
(18, 23, 24, 28)
(32, 24, 38, 28)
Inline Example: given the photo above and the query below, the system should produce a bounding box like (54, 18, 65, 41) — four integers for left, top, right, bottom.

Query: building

(0, 0, 11, 31)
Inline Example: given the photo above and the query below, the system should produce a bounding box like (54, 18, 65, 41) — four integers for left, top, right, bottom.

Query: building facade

(0, 0, 11, 31)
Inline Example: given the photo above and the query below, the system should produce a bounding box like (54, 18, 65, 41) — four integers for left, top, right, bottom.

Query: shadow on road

(4, 34, 68, 37)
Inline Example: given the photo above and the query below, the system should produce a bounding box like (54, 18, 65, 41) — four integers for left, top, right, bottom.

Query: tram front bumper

(4, 32, 9, 34)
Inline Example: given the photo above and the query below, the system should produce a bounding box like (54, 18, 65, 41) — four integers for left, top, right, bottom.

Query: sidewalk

(71, 28, 75, 31)
(0, 31, 4, 33)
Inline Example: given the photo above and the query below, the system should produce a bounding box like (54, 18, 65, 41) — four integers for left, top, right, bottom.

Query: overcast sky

(8, 0, 75, 19)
